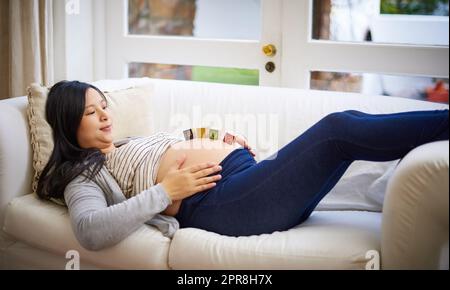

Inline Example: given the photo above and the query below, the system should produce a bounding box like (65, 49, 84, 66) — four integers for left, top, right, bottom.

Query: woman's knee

(320, 111, 358, 135)
(322, 111, 353, 124)
(342, 110, 364, 116)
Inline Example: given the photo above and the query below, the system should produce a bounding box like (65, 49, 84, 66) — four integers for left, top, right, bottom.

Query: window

(307, 0, 449, 103)
(312, 0, 449, 46)
(128, 0, 261, 40)
(106, 0, 264, 86)
(311, 71, 449, 104)
(129, 63, 259, 85)
(127, 0, 261, 86)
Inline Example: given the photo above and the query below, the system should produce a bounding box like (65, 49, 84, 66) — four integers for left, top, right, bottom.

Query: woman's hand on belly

(159, 153, 223, 203)
(157, 139, 246, 216)
(156, 139, 242, 184)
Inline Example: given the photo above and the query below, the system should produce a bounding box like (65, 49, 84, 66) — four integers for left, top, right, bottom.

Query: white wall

(53, 0, 105, 83)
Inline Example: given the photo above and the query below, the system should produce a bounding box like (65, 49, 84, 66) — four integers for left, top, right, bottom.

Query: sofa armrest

(381, 141, 449, 270)
(0, 98, 34, 228)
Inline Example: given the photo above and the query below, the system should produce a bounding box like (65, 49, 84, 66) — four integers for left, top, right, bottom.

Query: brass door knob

(262, 44, 277, 57)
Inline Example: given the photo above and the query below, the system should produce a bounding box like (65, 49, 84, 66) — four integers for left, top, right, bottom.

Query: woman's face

(77, 88, 114, 153)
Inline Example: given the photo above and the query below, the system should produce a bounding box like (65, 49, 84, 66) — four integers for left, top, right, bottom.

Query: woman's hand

(160, 154, 222, 202)
(235, 134, 256, 157)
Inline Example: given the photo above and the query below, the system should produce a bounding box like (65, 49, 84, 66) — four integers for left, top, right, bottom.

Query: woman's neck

(101, 143, 117, 154)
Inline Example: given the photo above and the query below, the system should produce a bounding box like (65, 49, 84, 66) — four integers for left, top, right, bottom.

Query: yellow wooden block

(197, 128, 207, 138)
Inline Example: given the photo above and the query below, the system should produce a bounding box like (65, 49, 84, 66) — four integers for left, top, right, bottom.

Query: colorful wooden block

(223, 132, 236, 145)
(183, 129, 194, 140)
(197, 128, 207, 138)
(209, 129, 219, 140)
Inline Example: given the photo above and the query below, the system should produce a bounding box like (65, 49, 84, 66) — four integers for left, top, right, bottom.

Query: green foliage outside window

(381, 0, 449, 16)
(192, 66, 259, 86)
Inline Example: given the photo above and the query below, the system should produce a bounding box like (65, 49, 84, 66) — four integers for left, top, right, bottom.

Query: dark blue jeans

(175, 109, 449, 236)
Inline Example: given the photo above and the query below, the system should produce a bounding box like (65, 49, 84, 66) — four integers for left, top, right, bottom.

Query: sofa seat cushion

(2, 194, 171, 269)
(169, 211, 381, 270)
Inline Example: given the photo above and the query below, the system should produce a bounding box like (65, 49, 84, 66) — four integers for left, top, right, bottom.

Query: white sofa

(0, 78, 448, 270)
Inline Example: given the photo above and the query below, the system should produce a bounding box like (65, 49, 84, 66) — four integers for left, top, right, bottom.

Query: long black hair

(36, 80, 108, 202)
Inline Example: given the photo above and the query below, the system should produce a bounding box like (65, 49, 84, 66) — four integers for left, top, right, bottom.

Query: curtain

(0, 0, 53, 100)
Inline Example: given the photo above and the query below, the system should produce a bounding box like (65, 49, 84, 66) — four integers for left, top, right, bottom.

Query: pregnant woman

(37, 81, 449, 251)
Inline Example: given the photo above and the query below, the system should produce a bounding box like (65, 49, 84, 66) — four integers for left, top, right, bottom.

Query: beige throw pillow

(27, 83, 155, 194)
(104, 85, 154, 141)
(27, 84, 54, 194)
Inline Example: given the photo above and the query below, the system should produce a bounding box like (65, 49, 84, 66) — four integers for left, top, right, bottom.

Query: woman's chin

(97, 133, 114, 144)
(99, 129, 113, 138)
(103, 136, 114, 144)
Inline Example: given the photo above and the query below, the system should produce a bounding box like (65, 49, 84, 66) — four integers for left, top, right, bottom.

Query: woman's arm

(64, 175, 172, 251)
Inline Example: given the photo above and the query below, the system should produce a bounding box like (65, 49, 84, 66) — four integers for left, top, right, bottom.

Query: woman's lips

(100, 125, 112, 132)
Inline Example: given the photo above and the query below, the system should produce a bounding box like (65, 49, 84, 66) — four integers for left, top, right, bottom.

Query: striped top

(104, 132, 184, 198)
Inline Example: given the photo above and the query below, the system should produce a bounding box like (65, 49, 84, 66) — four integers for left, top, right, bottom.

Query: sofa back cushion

(26, 83, 155, 194)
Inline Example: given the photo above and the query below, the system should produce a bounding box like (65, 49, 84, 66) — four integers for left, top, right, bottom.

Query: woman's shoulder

(66, 166, 116, 191)
(112, 134, 167, 146)
(115, 132, 184, 146)
(113, 136, 142, 147)
(64, 166, 123, 205)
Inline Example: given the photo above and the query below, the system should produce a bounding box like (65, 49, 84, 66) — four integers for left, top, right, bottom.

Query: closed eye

(85, 103, 107, 115)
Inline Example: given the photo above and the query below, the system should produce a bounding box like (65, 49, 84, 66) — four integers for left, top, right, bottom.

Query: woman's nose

(100, 111, 109, 121)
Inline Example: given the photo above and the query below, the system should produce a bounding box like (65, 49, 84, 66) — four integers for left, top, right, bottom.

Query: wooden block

(197, 127, 207, 138)
(183, 129, 194, 140)
(209, 129, 219, 140)
(223, 132, 236, 145)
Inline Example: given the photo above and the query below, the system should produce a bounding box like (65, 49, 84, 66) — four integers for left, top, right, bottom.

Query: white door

(105, 0, 283, 87)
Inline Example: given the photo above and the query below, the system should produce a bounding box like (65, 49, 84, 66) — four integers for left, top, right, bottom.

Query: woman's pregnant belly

(156, 139, 243, 216)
